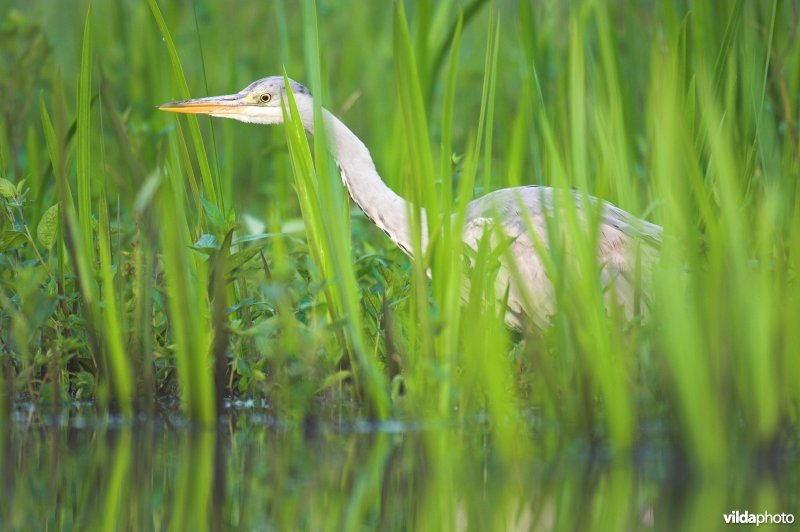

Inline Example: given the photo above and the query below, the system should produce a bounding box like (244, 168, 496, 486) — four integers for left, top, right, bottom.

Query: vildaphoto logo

(723, 510, 794, 526)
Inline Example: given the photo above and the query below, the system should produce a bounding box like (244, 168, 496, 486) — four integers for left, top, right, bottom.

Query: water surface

(2, 403, 797, 531)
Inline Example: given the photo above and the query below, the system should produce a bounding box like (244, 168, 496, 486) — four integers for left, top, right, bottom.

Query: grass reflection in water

(2, 404, 797, 531)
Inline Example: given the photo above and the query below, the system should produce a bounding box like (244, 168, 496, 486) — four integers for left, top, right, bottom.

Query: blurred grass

(0, 0, 797, 476)
(5, 410, 798, 531)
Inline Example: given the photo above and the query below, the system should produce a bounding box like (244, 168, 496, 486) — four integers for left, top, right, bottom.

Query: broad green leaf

(191, 233, 220, 253)
(37, 203, 59, 249)
(0, 178, 15, 198)
(0, 230, 27, 250)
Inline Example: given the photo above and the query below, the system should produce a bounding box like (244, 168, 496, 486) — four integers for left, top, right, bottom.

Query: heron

(159, 76, 662, 329)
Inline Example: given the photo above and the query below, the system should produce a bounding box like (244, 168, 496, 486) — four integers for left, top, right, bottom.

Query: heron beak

(158, 94, 245, 115)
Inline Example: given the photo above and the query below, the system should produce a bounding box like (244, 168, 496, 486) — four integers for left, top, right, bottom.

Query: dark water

(1, 403, 798, 531)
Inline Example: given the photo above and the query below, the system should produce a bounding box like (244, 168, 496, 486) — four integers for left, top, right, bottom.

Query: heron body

(159, 76, 661, 328)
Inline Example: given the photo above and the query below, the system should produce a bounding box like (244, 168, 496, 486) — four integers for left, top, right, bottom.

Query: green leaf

(317, 370, 352, 392)
(192, 233, 220, 251)
(233, 232, 304, 246)
(228, 246, 261, 273)
(0, 178, 15, 199)
(0, 230, 27, 251)
(76, 5, 94, 261)
(37, 203, 59, 249)
(200, 196, 225, 234)
(235, 357, 251, 375)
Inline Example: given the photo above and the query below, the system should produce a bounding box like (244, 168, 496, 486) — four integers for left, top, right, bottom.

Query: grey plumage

(461, 186, 661, 328)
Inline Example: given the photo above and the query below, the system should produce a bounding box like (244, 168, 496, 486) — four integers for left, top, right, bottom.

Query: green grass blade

(281, 61, 389, 417)
(392, 2, 438, 381)
(76, 6, 95, 263)
(97, 186, 134, 415)
(147, 0, 221, 211)
(157, 169, 216, 423)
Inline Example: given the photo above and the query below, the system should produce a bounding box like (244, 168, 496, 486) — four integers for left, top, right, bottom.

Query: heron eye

(259, 93, 271, 103)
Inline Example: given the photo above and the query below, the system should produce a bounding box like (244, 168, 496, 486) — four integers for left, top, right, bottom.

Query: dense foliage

(1, 0, 798, 470)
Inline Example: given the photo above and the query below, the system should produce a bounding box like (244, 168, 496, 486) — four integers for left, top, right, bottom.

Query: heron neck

(302, 108, 425, 255)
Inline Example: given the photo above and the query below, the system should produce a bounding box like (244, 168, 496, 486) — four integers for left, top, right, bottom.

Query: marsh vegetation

(1, 0, 799, 529)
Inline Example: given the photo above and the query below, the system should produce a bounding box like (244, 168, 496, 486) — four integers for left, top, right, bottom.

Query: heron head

(158, 76, 311, 125)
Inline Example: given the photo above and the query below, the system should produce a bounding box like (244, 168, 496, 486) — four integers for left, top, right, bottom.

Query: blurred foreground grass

(1, 405, 797, 531)
(0, 0, 798, 480)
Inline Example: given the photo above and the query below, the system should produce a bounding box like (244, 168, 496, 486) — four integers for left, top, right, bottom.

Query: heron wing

(462, 186, 661, 328)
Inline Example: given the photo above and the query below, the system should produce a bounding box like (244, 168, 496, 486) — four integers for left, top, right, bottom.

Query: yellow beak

(158, 94, 244, 115)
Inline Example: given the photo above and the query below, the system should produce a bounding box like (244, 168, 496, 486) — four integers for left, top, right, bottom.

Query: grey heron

(159, 76, 662, 328)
